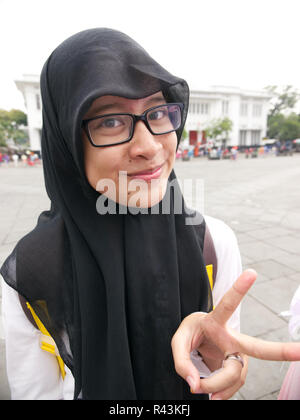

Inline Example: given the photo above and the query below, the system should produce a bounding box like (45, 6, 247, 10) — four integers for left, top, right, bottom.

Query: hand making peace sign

(171, 269, 300, 400)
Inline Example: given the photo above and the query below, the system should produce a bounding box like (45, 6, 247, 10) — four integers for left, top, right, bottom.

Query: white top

(1, 216, 242, 400)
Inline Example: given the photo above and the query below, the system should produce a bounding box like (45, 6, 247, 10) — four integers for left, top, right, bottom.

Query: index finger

(212, 269, 257, 325)
(236, 332, 300, 361)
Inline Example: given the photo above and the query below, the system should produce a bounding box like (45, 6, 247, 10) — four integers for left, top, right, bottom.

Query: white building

(185, 85, 271, 148)
(15, 74, 42, 151)
(15, 75, 271, 151)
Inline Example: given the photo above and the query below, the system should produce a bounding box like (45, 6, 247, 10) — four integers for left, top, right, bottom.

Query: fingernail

(186, 376, 196, 392)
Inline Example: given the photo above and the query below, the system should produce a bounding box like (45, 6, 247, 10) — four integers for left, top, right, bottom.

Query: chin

(127, 178, 168, 209)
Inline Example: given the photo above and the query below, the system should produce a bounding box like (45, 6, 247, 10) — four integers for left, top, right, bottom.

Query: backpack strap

(18, 294, 66, 379)
(203, 223, 218, 290)
(192, 214, 218, 292)
(19, 294, 36, 326)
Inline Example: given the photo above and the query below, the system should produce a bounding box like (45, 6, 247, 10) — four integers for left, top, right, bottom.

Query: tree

(267, 112, 300, 141)
(267, 113, 285, 139)
(278, 113, 300, 141)
(0, 109, 28, 147)
(205, 117, 233, 146)
(181, 126, 188, 141)
(265, 85, 300, 142)
(265, 85, 300, 117)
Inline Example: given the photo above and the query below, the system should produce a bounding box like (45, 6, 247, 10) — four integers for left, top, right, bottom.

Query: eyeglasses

(82, 103, 183, 147)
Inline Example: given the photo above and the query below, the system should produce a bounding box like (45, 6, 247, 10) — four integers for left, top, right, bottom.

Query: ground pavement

(0, 153, 300, 400)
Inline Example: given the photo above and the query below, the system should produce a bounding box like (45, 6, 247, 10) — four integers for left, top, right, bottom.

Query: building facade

(185, 86, 271, 148)
(15, 76, 271, 151)
(15, 74, 42, 151)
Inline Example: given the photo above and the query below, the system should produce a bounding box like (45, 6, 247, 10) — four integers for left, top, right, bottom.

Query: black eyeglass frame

(82, 102, 184, 147)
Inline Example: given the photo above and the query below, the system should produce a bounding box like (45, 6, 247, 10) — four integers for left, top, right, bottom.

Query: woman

(1, 28, 300, 401)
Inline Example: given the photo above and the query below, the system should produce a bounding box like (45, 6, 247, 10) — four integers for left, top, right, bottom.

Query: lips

(128, 164, 164, 181)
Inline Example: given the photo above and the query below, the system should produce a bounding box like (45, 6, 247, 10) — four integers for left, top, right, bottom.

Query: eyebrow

(90, 103, 120, 116)
(144, 95, 166, 107)
(89, 94, 166, 117)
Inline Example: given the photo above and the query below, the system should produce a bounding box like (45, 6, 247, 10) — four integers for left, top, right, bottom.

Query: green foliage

(265, 85, 300, 141)
(180, 126, 188, 141)
(205, 117, 233, 144)
(0, 109, 28, 146)
(267, 113, 300, 141)
(265, 85, 300, 117)
(267, 113, 285, 139)
(0, 137, 7, 147)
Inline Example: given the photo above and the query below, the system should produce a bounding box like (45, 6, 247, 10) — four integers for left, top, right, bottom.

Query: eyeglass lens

(87, 104, 181, 146)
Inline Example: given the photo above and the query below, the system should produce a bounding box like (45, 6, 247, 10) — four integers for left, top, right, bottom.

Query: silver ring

(223, 353, 244, 368)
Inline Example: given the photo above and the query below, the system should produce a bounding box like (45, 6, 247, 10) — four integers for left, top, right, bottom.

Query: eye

(100, 117, 123, 128)
(148, 109, 167, 121)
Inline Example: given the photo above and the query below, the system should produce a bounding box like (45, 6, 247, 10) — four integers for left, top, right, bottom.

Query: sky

(1, 0, 300, 112)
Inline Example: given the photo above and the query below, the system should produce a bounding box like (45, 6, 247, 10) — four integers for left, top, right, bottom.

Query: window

(239, 130, 247, 146)
(251, 130, 261, 145)
(222, 101, 229, 115)
(189, 102, 209, 115)
(253, 104, 262, 117)
(240, 103, 248, 117)
(200, 103, 209, 114)
(36, 93, 41, 110)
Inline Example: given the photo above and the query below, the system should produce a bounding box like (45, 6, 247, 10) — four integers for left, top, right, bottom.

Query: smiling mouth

(127, 164, 164, 180)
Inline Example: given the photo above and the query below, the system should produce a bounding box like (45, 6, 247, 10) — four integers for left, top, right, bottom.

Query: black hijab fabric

(1, 28, 212, 400)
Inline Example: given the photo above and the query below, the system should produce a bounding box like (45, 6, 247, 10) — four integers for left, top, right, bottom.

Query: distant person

(12, 153, 19, 167)
(3, 154, 10, 164)
(231, 147, 238, 160)
(21, 154, 27, 167)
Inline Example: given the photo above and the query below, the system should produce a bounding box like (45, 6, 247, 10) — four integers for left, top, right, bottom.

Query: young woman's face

(82, 92, 178, 208)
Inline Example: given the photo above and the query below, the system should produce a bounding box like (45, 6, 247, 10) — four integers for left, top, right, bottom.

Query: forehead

(84, 92, 165, 118)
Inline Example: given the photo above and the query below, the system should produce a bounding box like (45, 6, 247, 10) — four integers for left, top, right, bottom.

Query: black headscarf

(1, 28, 212, 400)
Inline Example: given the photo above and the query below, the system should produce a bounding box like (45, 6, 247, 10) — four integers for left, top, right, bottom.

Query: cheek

(83, 139, 121, 189)
(165, 133, 177, 167)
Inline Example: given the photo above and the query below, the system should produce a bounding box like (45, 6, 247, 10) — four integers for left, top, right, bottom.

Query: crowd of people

(177, 141, 298, 161)
(0, 141, 297, 168)
(0, 151, 41, 167)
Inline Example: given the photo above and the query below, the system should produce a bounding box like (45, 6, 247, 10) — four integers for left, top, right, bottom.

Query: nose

(128, 121, 163, 160)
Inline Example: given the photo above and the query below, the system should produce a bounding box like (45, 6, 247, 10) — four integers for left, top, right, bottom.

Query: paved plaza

(1, 153, 300, 400)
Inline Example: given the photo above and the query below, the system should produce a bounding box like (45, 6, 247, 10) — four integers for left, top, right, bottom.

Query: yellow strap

(206, 264, 215, 310)
(206, 264, 214, 291)
(26, 302, 66, 379)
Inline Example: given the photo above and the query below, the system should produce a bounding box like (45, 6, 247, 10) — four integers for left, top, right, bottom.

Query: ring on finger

(223, 352, 244, 368)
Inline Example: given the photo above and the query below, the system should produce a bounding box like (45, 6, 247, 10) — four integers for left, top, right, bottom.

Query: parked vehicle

(208, 147, 223, 160)
(293, 139, 300, 153)
(277, 141, 293, 156)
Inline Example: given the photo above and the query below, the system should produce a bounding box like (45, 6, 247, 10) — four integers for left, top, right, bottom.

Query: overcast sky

(1, 0, 300, 111)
